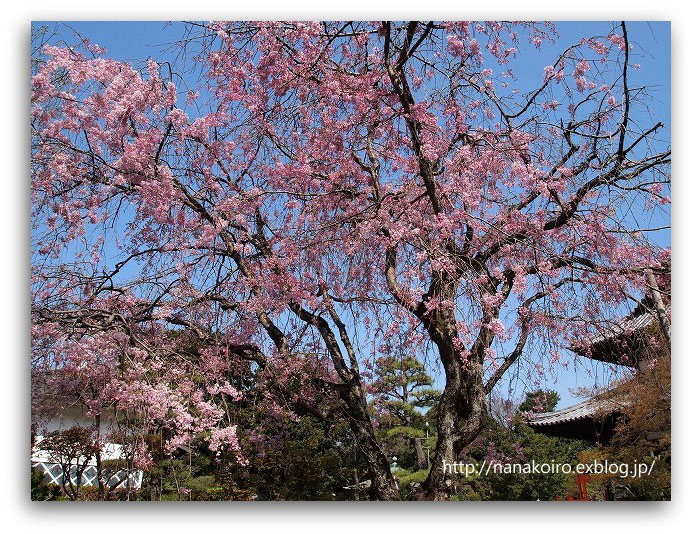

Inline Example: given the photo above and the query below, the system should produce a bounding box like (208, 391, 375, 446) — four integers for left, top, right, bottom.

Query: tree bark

(344, 382, 401, 500)
(418, 306, 489, 500)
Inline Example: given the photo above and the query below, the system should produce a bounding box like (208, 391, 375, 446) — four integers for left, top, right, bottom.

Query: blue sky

(33, 21, 670, 119)
(32, 21, 671, 410)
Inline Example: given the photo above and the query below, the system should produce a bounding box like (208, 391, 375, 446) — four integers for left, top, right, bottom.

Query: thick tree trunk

(344, 383, 401, 500)
(422, 369, 487, 498)
(263, 299, 400, 500)
(419, 313, 489, 500)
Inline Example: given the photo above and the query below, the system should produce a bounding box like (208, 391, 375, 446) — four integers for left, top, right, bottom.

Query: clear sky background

(31, 21, 671, 410)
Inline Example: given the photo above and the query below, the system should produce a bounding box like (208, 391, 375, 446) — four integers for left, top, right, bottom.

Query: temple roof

(571, 299, 669, 367)
(525, 390, 627, 443)
(527, 281, 669, 442)
(526, 394, 625, 427)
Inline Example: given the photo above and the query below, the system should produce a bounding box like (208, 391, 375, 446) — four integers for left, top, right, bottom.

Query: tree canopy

(31, 21, 670, 500)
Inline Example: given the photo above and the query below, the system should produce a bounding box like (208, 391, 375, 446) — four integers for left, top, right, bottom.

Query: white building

(32, 402, 143, 490)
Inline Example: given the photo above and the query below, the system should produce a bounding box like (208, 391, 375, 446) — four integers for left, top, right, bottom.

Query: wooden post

(576, 473, 590, 501)
(645, 268, 671, 353)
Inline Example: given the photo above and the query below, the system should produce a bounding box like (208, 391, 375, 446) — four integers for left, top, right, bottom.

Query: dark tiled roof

(526, 395, 624, 426)
(585, 301, 667, 346)
(572, 300, 669, 367)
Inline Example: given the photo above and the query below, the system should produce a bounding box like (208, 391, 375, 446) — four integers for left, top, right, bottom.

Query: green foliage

(372, 356, 438, 409)
(237, 416, 352, 500)
(577, 332, 671, 500)
(139, 453, 219, 501)
(517, 389, 560, 413)
(371, 356, 439, 473)
(449, 392, 592, 501)
(39, 426, 100, 500)
(31, 467, 60, 501)
(78, 486, 138, 501)
(393, 468, 430, 499)
(385, 426, 425, 439)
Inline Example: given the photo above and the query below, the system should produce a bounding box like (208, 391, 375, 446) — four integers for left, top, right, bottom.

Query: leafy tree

(517, 390, 560, 414)
(372, 356, 438, 471)
(39, 426, 99, 500)
(251, 417, 350, 500)
(219, 414, 356, 500)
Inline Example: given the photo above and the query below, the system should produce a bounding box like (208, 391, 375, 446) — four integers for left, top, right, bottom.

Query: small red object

(576, 474, 590, 501)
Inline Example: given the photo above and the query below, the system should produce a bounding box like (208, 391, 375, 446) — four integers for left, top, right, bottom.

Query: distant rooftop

(526, 393, 625, 427)
(525, 392, 627, 443)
